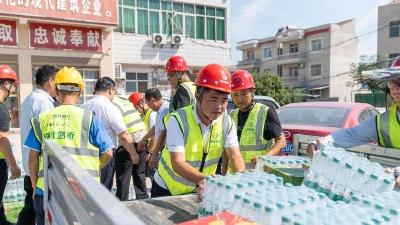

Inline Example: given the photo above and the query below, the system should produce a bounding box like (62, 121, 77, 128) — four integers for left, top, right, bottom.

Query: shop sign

(0, 19, 17, 46)
(0, 0, 117, 26)
(29, 22, 102, 52)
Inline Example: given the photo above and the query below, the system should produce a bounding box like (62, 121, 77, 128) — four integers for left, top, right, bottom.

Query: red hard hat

(165, 56, 188, 73)
(194, 64, 231, 93)
(231, 70, 255, 92)
(391, 56, 400, 68)
(129, 92, 143, 107)
(0, 65, 18, 82)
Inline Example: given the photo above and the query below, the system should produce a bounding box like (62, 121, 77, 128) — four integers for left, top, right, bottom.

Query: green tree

(253, 72, 304, 105)
(349, 54, 389, 91)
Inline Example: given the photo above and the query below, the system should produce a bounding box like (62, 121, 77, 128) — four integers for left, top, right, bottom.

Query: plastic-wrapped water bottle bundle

(303, 145, 394, 201)
(198, 172, 332, 225)
(254, 155, 311, 172)
(3, 177, 25, 203)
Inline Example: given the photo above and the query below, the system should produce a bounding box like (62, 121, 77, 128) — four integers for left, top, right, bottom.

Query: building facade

(378, 0, 400, 63)
(0, 0, 231, 128)
(236, 19, 358, 102)
(113, 0, 231, 95)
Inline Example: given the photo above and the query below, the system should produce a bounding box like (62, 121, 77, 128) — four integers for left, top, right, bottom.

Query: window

(278, 47, 283, 55)
(311, 39, 322, 51)
(116, 1, 225, 41)
(126, 72, 148, 93)
(289, 43, 298, 53)
(263, 47, 272, 58)
(311, 64, 322, 76)
(289, 67, 298, 77)
(247, 51, 255, 60)
(277, 65, 283, 77)
(390, 21, 400, 37)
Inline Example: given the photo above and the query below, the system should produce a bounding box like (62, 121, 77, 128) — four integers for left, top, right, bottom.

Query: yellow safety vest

(230, 103, 273, 168)
(31, 105, 100, 191)
(377, 104, 400, 148)
(143, 109, 153, 129)
(169, 81, 197, 112)
(113, 96, 147, 134)
(158, 105, 230, 195)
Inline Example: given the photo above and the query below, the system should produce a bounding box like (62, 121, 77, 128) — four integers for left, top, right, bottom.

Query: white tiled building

(113, 0, 231, 94)
(236, 19, 358, 102)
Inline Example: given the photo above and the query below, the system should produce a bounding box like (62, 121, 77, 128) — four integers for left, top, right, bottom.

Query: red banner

(0, 20, 17, 46)
(0, 0, 117, 26)
(29, 23, 102, 52)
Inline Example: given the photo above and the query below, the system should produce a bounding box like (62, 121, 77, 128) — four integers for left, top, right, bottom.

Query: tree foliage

(253, 72, 304, 105)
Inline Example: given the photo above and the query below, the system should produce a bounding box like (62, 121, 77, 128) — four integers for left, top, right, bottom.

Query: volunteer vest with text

(31, 105, 100, 191)
(158, 105, 229, 195)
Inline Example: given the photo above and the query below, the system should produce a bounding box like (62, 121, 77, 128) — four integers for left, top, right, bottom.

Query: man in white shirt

(18, 65, 59, 225)
(81, 77, 139, 190)
(138, 88, 169, 169)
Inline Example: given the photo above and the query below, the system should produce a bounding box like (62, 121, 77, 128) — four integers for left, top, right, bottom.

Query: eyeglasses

(387, 79, 400, 89)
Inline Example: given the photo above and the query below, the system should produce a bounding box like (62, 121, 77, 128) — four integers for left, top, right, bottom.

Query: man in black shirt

(0, 65, 21, 225)
(226, 70, 286, 170)
(165, 56, 196, 112)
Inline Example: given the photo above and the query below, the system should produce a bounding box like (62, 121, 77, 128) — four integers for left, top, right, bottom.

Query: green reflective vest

(169, 81, 197, 112)
(377, 104, 400, 148)
(230, 103, 273, 168)
(158, 105, 230, 195)
(113, 96, 147, 134)
(143, 109, 153, 129)
(31, 105, 100, 191)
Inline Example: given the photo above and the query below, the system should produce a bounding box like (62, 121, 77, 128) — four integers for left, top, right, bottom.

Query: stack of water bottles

(303, 145, 394, 201)
(4, 160, 26, 203)
(198, 172, 332, 225)
(254, 155, 311, 172)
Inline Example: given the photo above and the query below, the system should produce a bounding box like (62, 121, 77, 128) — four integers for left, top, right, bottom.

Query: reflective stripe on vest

(113, 96, 147, 134)
(157, 105, 229, 195)
(230, 103, 273, 166)
(377, 104, 400, 148)
(143, 109, 153, 129)
(31, 105, 100, 191)
(169, 81, 197, 112)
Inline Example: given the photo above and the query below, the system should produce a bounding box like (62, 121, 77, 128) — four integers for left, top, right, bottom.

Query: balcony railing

(277, 52, 307, 63)
(238, 59, 261, 67)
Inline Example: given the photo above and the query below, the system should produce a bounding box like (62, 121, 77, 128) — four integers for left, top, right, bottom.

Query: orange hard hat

(0, 65, 18, 82)
(194, 64, 231, 93)
(165, 56, 188, 73)
(129, 92, 143, 107)
(231, 70, 255, 92)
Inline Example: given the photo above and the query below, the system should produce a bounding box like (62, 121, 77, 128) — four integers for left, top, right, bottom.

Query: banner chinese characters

(0, 20, 17, 46)
(29, 23, 102, 52)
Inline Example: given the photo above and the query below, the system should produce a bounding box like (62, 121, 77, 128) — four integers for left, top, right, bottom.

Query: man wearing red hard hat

(152, 64, 245, 198)
(0, 65, 21, 225)
(226, 70, 286, 170)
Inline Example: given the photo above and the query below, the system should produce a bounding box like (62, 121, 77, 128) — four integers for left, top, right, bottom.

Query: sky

(230, 0, 391, 65)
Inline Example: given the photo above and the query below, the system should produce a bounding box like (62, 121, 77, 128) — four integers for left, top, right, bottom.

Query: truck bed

(123, 195, 198, 225)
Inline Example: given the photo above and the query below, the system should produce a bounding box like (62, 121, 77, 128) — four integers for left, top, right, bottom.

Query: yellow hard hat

(54, 67, 84, 91)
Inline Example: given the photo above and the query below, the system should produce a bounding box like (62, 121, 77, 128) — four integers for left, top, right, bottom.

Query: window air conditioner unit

(171, 34, 184, 46)
(152, 33, 167, 46)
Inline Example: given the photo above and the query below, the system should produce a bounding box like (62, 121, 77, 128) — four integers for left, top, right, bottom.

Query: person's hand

(251, 155, 261, 165)
(148, 153, 158, 169)
(9, 163, 21, 179)
(130, 152, 139, 165)
(138, 139, 146, 151)
(395, 176, 400, 189)
(145, 152, 151, 162)
(307, 139, 321, 156)
(196, 179, 205, 202)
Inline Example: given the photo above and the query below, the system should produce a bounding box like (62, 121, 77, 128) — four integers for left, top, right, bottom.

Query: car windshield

(278, 106, 350, 128)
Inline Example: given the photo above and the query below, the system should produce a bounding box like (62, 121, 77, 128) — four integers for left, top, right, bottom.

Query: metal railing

(237, 59, 260, 67)
(43, 140, 145, 225)
(293, 134, 400, 167)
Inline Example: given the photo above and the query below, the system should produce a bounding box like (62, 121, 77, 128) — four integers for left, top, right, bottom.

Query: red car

(278, 102, 379, 154)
